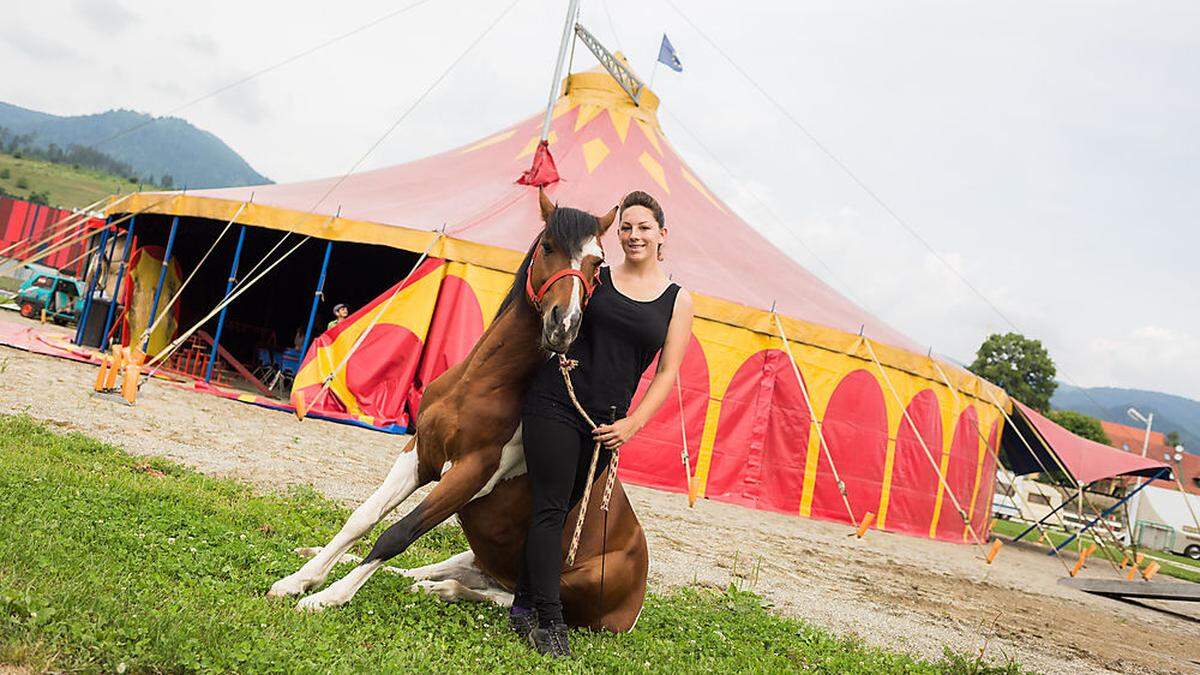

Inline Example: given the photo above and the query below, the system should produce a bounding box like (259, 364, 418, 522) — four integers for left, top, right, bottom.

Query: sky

(3, 0, 1198, 400)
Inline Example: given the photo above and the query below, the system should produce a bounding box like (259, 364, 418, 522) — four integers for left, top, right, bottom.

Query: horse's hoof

(296, 588, 347, 612)
(411, 579, 465, 603)
(268, 574, 314, 598)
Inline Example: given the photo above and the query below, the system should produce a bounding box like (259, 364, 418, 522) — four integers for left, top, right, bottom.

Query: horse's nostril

(550, 305, 562, 325)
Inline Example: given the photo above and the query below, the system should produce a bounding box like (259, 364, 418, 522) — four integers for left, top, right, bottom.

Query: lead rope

(560, 354, 619, 567)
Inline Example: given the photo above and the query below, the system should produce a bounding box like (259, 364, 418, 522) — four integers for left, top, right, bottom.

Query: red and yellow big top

(113, 61, 1010, 543)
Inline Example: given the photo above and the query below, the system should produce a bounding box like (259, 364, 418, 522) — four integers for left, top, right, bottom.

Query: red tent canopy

(1013, 401, 1169, 484)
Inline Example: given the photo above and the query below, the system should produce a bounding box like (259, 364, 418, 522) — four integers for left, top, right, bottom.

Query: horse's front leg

(268, 436, 423, 598)
(296, 451, 500, 611)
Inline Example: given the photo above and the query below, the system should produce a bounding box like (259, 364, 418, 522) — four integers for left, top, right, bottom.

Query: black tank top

(523, 266, 681, 431)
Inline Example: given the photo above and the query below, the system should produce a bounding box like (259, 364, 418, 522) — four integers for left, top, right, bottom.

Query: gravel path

(2, 316, 1197, 674)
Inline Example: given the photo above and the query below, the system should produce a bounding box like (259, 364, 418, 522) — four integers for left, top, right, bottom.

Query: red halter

(524, 238, 600, 309)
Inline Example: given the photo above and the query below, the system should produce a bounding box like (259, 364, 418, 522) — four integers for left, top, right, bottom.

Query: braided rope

(559, 355, 616, 567)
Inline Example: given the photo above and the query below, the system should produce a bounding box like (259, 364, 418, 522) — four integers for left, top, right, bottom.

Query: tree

(1048, 409, 1110, 445)
(161, 174, 174, 189)
(968, 332, 1057, 412)
(1165, 431, 1181, 449)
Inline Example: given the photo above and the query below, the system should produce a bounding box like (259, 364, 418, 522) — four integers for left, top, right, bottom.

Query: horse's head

(524, 189, 617, 353)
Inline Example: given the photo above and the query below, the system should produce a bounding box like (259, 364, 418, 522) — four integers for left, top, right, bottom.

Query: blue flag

(657, 34, 683, 73)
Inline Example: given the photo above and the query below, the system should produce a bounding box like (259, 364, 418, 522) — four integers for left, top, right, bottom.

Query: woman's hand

(593, 417, 641, 450)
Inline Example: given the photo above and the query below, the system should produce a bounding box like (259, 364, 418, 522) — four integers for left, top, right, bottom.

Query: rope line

(659, 0, 1121, 418)
(143, 232, 316, 373)
(0, 194, 175, 275)
(0, 193, 123, 260)
(929, 360, 1074, 573)
(305, 0, 523, 215)
(295, 232, 443, 418)
(863, 338, 986, 549)
(560, 355, 609, 567)
(43, 0, 440, 153)
(138, 202, 247, 346)
(772, 311, 858, 527)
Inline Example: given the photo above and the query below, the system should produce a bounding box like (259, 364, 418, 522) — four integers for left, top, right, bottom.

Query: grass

(0, 152, 152, 209)
(991, 518, 1200, 583)
(0, 414, 1022, 673)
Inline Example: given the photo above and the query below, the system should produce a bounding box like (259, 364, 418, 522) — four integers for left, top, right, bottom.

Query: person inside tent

(327, 303, 350, 330)
(511, 191, 694, 658)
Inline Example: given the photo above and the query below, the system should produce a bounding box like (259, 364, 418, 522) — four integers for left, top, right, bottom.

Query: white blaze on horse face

(562, 236, 603, 334)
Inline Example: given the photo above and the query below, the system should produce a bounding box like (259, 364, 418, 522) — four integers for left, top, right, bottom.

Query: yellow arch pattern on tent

(292, 265, 446, 417)
(927, 384, 962, 538)
(443, 260, 510, 330)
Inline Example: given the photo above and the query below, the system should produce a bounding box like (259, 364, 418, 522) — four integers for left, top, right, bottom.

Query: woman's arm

(594, 289, 695, 450)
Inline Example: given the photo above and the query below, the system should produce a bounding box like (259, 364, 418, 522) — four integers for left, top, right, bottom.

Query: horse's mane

(496, 206, 600, 317)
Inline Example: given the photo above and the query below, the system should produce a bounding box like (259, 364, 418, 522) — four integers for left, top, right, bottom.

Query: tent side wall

(291, 255, 1005, 543)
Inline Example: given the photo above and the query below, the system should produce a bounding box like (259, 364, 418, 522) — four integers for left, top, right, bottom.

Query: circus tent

(106, 60, 1012, 543)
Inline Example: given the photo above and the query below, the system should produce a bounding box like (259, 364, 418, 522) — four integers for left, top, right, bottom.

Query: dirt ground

(1, 316, 1198, 674)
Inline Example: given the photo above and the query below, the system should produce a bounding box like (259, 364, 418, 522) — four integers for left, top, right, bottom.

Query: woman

(511, 190, 694, 658)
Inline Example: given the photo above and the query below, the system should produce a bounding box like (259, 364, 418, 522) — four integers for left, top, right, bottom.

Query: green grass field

(0, 152, 150, 209)
(0, 414, 1021, 673)
(990, 518, 1200, 584)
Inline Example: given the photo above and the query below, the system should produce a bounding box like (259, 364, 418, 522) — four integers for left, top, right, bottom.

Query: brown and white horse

(269, 191, 649, 632)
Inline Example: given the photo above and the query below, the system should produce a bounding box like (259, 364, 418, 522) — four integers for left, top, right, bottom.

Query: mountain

(1051, 384, 1200, 452)
(0, 101, 270, 189)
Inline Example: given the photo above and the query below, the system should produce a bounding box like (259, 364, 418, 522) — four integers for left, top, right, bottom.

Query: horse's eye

(541, 241, 552, 254)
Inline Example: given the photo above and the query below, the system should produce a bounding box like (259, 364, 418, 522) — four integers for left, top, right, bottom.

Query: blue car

(14, 264, 86, 325)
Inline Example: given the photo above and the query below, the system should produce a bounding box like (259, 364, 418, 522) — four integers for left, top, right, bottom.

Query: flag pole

(538, 0, 582, 142)
(650, 59, 660, 89)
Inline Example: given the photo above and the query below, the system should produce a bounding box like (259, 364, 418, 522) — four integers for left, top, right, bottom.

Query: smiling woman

(514, 189, 694, 657)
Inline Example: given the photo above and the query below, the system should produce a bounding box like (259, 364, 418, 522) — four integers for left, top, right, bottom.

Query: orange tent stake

(102, 346, 125, 391)
(94, 353, 111, 392)
(1141, 561, 1160, 581)
(120, 348, 145, 404)
(1125, 563, 1139, 581)
(856, 511, 876, 538)
(986, 539, 1002, 564)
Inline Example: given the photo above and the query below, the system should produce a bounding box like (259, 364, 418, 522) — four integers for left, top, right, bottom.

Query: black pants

(513, 413, 611, 627)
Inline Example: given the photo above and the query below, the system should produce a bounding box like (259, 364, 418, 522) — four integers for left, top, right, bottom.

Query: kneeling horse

(269, 191, 649, 632)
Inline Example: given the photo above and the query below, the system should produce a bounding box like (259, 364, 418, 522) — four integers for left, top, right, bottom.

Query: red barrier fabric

(0, 197, 103, 275)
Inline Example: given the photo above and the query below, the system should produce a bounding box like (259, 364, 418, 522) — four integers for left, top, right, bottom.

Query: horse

(268, 190, 649, 632)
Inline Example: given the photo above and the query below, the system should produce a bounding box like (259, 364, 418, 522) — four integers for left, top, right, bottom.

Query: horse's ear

(597, 205, 618, 236)
(538, 188, 555, 223)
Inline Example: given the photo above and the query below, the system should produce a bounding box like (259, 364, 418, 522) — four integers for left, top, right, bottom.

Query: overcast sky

(3, 0, 1197, 401)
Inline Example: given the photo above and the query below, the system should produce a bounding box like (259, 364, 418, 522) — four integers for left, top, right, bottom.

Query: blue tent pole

(74, 219, 111, 344)
(142, 216, 180, 352)
(1051, 469, 1169, 555)
(1011, 488, 1079, 543)
(204, 224, 246, 383)
(299, 240, 333, 359)
(100, 216, 137, 350)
